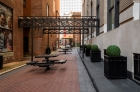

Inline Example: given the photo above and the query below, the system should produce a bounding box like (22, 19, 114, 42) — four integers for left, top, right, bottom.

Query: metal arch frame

(18, 16, 99, 60)
(18, 16, 99, 30)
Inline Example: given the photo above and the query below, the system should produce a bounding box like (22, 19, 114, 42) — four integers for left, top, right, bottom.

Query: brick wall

(29, 0, 59, 55)
(1, 0, 23, 62)
(55, 0, 60, 15)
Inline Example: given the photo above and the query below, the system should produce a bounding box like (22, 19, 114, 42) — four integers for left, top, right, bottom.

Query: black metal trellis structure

(18, 16, 99, 60)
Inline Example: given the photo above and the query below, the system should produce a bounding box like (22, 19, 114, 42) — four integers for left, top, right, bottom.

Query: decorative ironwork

(43, 27, 89, 34)
(43, 30, 89, 34)
(18, 16, 99, 28)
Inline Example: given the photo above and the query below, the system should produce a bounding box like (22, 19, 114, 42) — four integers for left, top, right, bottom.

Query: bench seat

(40, 59, 67, 64)
(42, 59, 58, 62)
(38, 64, 54, 67)
(52, 59, 67, 64)
(26, 61, 39, 65)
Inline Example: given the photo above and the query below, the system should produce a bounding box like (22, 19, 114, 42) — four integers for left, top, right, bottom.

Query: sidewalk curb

(77, 49, 99, 92)
(0, 64, 26, 75)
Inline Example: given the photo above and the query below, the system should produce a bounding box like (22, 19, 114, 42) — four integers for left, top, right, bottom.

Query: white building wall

(92, 19, 140, 75)
(120, 3, 140, 24)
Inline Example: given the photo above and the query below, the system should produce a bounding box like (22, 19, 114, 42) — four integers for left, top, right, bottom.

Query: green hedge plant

(84, 44, 87, 48)
(86, 44, 91, 49)
(106, 45, 121, 57)
(91, 44, 99, 51)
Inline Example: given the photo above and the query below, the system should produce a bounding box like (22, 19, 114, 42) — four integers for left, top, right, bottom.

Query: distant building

(60, 0, 81, 16)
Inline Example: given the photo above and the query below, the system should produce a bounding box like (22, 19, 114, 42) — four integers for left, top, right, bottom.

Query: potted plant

(90, 44, 101, 62)
(104, 45, 127, 79)
(85, 44, 91, 56)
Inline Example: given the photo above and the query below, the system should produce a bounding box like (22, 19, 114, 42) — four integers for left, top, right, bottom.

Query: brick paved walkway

(0, 51, 80, 92)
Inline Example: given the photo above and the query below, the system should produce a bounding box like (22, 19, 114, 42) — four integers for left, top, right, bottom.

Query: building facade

(60, 0, 81, 15)
(82, 0, 140, 82)
(0, 0, 60, 63)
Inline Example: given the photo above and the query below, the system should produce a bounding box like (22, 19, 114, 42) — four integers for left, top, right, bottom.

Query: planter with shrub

(90, 44, 101, 62)
(85, 44, 91, 56)
(104, 45, 127, 79)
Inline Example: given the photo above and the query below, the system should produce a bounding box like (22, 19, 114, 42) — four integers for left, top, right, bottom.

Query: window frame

(107, 0, 119, 31)
(23, 0, 26, 7)
(96, 0, 100, 36)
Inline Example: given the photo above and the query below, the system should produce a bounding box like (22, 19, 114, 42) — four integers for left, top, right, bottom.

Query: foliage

(106, 45, 121, 57)
(84, 44, 87, 48)
(86, 44, 91, 49)
(91, 44, 99, 51)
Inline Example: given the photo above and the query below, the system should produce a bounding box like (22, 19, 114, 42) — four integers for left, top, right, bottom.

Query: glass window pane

(110, 0, 114, 8)
(109, 8, 114, 30)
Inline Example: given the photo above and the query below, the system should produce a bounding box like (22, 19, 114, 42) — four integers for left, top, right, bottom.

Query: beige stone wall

(100, 0, 104, 26)
(120, 0, 133, 12)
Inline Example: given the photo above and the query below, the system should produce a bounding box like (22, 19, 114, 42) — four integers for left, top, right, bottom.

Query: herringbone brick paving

(0, 51, 80, 92)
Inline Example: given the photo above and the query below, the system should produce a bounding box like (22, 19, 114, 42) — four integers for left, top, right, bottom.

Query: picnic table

(58, 47, 72, 54)
(26, 54, 67, 70)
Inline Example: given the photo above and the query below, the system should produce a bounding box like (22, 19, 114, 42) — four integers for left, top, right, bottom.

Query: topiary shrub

(84, 44, 87, 48)
(91, 45, 99, 51)
(106, 45, 121, 57)
(86, 44, 91, 49)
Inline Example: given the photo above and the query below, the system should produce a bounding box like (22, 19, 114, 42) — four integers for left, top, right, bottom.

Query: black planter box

(104, 55, 127, 79)
(90, 50, 101, 62)
(85, 48, 90, 56)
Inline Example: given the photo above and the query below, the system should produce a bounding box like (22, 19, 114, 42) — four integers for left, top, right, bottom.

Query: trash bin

(0, 55, 3, 69)
(46, 47, 51, 54)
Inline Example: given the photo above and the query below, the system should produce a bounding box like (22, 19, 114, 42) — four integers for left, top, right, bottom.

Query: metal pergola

(18, 16, 99, 60)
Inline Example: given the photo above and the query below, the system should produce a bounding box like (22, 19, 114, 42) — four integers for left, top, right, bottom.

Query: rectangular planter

(104, 55, 127, 79)
(85, 48, 90, 56)
(90, 50, 101, 62)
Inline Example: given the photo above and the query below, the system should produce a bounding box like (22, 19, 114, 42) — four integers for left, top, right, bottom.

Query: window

(46, 4, 49, 16)
(23, 0, 26, 7)
(107, 0, 119, 31)
(96, 0, 100, 36)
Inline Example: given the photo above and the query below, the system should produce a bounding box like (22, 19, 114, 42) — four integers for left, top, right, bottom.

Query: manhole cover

(24, 79, 50, 86)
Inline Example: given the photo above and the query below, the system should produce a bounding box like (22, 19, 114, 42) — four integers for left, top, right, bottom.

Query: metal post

(80, 30, 81, 54)
(65, 39, 66, 48)
(87, 32, 89, 41)
(48, 30, 49, 47)
(82, 21, 84, 59)
(31, 27, 34, 61)
(82, 30, 84, 59)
